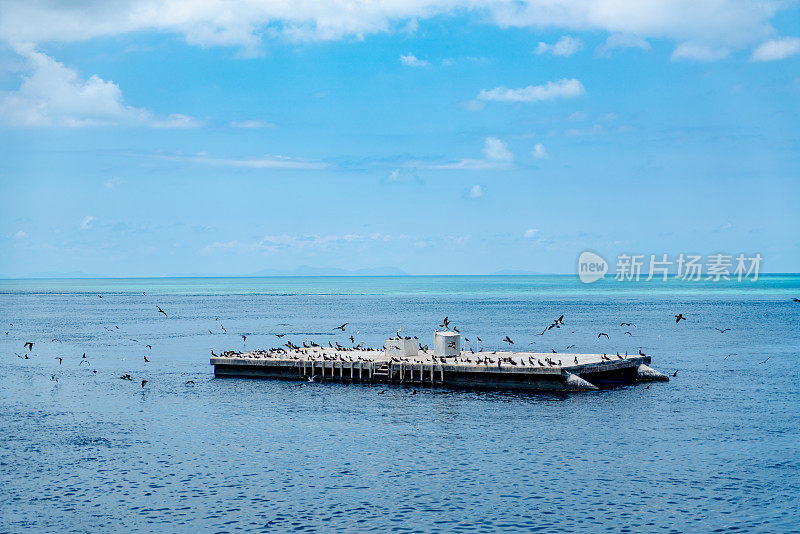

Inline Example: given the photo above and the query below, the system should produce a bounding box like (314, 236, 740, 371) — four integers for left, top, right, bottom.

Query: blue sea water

(1, 275, 799, 533)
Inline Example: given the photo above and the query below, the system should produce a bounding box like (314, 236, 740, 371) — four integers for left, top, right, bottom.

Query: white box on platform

(385, 337, 418, 357)
(434, 331, 460, 357)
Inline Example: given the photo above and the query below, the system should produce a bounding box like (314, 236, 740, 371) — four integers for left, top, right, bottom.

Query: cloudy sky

(1, 0, 798, 277)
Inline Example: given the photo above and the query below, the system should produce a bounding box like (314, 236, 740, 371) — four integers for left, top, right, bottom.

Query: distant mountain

(491, 269, 543, 275)
(251, 265, 408, 277)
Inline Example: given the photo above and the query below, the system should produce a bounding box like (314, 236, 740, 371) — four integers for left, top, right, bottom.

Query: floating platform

(210, 345, 668, 392)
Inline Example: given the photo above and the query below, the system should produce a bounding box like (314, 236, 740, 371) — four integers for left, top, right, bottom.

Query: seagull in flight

(24, 342, 34, 351)
(334, 323, 348, 331)
(675, 314, 686, 322)
(714, 328, 731, 333)
(502, 336, 513, 344)
(156, 306, 168, 317)
(597, 333, 609, 339)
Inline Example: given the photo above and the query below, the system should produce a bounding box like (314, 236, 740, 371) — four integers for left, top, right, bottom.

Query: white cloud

(203, 232, 400, 254)
(80, 215, 96, 230)
(535, 35, 583, 56)
(671, 43, 730, 62)
(478, 78, 585, 103)
(104, 177, 125, 189)
(160, 153, 327, 170)
(0, 1, 780, 54)
(0, 45, 200, 127)
(407, 158, 510, 170)
(531, 143, 548, 159)
(468, 184, 484, 198)
(14, 230, 28, 239)
(400, 52, 429, 67)
(483, 137, 513, 161)
(750, 37, 800, 62)
(524, 228, 539, 238)
(596, 33, 652, 56)
(229, 119, 277, 128)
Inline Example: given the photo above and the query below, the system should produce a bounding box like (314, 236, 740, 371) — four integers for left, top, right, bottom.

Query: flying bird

(185, 380, 195, 385)
(143, 354, 150, 363)
(146, 344, 152, 350)
(624, 331, 633, 336)
(502, 336, 513, 344)
(141, 380, 149, 388)
(714, 328, 731, 333)
(597, 333, 609, 339)
(334, 323, 348, 331)
(675, 314, 686, 322)
(54, 357, 62, 365)
(24, 342, 34, 351)
(156, 306, 168, 317)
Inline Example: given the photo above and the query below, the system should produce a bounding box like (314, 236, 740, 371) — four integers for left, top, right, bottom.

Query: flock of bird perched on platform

(11, 296, 796, 387)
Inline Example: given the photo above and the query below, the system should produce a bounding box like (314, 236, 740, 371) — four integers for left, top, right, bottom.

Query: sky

(0, 0, 798, 277)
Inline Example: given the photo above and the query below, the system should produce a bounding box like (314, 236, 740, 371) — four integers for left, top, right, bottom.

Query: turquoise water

(1, 276, 799, 532)
(0, 274, 796, 296)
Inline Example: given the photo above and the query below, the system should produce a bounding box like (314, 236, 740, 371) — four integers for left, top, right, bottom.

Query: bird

(378, 390, 386, 395)
(620, 322, 635, 327)
(792, 298, 800, 303)
(143, 355, 150, 363)
(98, 295, 103, 298)
(551, 349, 557, 353)
(574, 356, 578, 365)
(672, 369, 678, 377)
(24, 342, 34, 351)
(141, 380, 149, 388)
(502, 336, 513, 344)
(334, 323, 348, 331)
(211, 349, 218, 357)
(51, 374, 58, 381)
(54, 357, 62, 365)
(724, 353, 733, 360)
(156, 306, 168, 317)
(129, 339, 139, 343)
(185, 380, 195, 385)
(624, 331, 633, 336)
(349, 335, 354, 343)
(146, 344, 152, 350)
(597, 333, 609, 339)
(675, 314, 686, 322)
(241, 334, 247, 343)
(477, 336, 482, 342)
(119, 374, 132, 381)
(439, 316, 450, 329)
(759, 357, 771, 364)
(714, 328, 731, 333)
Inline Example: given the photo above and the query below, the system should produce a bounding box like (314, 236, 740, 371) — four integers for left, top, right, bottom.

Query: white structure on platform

(385, 337, 419, 357)
(434, 331, 460, 358)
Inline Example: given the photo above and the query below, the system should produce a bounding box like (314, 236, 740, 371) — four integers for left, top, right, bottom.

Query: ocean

(1, 275, 799, 532)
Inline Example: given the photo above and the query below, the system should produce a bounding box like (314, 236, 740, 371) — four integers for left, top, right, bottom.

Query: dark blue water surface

(1, 276, 799, 533)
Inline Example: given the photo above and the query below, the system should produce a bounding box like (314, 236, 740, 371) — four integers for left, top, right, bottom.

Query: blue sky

(0, 1, 798, 277)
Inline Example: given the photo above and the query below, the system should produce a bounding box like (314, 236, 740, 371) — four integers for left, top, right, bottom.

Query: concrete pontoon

(211, 332, 668, 392)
